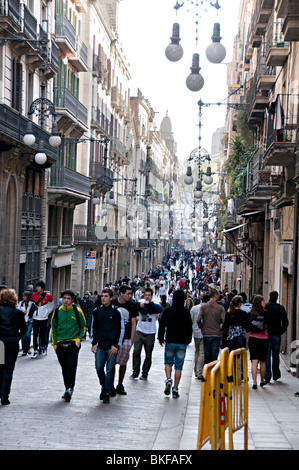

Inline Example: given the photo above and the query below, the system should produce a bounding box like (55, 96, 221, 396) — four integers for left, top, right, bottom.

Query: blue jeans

(22, 321, 33, 353)
(203, 335, 220, 364)
(95, 347, 117, 395)
(265, 335, 281, 382)
(164, 343, 187, 370)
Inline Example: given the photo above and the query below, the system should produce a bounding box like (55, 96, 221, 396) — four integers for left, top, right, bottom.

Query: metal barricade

(227, 348, 248, 450)
(197, 347, 248, 450)
(197, 360, 218, 450)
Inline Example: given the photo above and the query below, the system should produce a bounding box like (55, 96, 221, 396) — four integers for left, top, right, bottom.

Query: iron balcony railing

(21, 3, 37, 39)
(50, 165, 90, 197)
(55, 14, 76, 50)
(89, 161, 114, 181)
(0, 103, 57, 161)
(0, 0, 21, 27)
(53, 87, 88, 128)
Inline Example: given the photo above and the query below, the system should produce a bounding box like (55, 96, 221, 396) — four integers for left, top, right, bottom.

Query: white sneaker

(42, 348, 47, 357)
(164, 379, 172, 395)
(31, 351, 38, 359)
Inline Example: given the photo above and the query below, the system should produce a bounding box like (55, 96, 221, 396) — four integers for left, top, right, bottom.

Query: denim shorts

(164, 343, 187, 370)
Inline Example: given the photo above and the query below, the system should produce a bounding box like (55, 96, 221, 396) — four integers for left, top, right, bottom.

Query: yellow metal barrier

(197, 360, 218, 450)
(227, 348, 248, 450)
(197, 347, 248, 450)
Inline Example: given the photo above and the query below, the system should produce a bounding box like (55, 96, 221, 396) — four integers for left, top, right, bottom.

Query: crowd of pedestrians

(0, 247, 292, 406)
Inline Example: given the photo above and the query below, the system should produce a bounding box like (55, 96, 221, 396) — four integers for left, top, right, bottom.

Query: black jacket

(158, 305, 192, 345)
(265, 301, 288, 336)
(92, 304, 123, 350)
(0, 305, 27, 338)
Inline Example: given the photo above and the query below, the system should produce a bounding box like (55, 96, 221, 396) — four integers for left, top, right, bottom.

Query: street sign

(85, 251, 96, 270)
(222, 254, 235, 273)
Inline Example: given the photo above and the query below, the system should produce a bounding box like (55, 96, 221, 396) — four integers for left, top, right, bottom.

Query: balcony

(90, 107, 110, 135)
(257, 68, 276, 90)
(0, 0, 21, 32)
(265, 21, 289, 67)
(74, 224, 116, 244)
(264, 102, 299, 167)
(47, 40, 60, 78)
(68, 38, 88, 72)
(248, 148, 283, 197)
(48, 165, 90, 205)
(277, 0, 299, 41)
(264, 141, 296, 166)
(110, 136, 129, 163)
(55, 15, 76, 56)
(54, 87, 88, 134)
(0, 103, 57, 164)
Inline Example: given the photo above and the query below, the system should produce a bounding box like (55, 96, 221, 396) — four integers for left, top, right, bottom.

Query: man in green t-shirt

(51, 290, 86, 402)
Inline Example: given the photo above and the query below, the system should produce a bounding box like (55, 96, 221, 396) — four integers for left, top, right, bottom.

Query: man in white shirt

(130, 288, 163, 380)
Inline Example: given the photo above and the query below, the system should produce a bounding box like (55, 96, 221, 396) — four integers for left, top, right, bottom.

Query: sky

(117, 0, 241, 163)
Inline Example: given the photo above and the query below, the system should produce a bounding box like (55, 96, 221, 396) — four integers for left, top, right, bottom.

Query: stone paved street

(1, 330, 299, 452)
(0, 335, 198, 451)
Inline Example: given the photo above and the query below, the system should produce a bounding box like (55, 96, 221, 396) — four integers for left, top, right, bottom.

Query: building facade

(220, 0, 299, 375)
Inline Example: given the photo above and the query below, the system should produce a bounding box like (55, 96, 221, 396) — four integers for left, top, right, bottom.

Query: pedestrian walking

(17, 291, 35, 356)
(158, 290, 192, 398)
(112, 285, 138, 395)
(80, 293, 94, 339)
(197, 289, 225, 364)
(51, 290, 86, 402)
(0, 289, 27, 405)
(91, 288, 124, 404)
(265, 291, 288, 383)
(190, 294, 209, 380)
(30, 281, 53, 359)
(222, 295, 248, 351)
(245, 295, 269, 389)
(131, 287, 163, 380)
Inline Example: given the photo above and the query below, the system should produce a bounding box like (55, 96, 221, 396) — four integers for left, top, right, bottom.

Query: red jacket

(30, 291, 53, 321)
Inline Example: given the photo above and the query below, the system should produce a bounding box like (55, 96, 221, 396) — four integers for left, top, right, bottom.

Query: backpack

(249, 314, 265, 333)
(54, 305, 81, 335)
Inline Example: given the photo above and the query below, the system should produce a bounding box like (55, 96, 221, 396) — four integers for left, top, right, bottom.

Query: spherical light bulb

(184, 166, 193, 185)
(194, 180, 203, 198)
(35, 151, 47, 165)
(24, 133, 36, 146)
(165, 23, 183, 62)
(186, 54, 204, 92)
(49, 134, 62, 147)
(184, 175, 194, 184)
(24, 121, 36, 146)
(204, 175, 213, 184)
(194, 190, 203, 199)
(206, 23, 226, 64)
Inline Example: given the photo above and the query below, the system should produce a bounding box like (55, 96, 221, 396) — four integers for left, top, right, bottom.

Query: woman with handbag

(246, 295, 269, 389)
